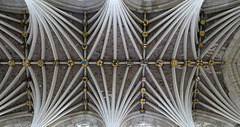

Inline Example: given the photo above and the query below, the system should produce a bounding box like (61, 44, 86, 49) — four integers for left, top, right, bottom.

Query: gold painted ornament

(83, 10, 88, 14)
(82, 77, 88, 83)
(83, 88, 88, 93)
(83, 110, 88, 114)
(53, 60, 60, 66)
(67, 59, 74, 67)
(141, 88, 146, 94)
(21, 19, 28, 25)
(112, 60, 119, 67)
(193, 99, 199, 104)
(21, 43, 29, 49)
(97, 60, 103, 67)
(82, 32, 88, 38)
(221, 60, 226, 65)
(82, 43, 88, 50)
(142, 31, 148, 38)
(200, 19, 206, 25)
(22, 10, 27, 14)
(193, 109, 197, 112)
(155, 59, 163, 67)
(171, 59, 178, 66)
(194, 89, 199, 94)
(22, 31, 28, 38)
(198, 42, 204, 48)
(26, 100, 32, 106)
(81, 59, 88, 67)
(22, 59, 30, 67)
(199, 31, 205, 37)
(142, 19, 149, 26)
(26, 89, 31, 94)
(184, 60, 191, 66)
(209, 60, 214, 66)
(38, 60, 44, 66)
(140, 98, 146, 104)
(8, 59, 15, 67)
(140, 109, 145, 113)
(196, 59, 203, 66)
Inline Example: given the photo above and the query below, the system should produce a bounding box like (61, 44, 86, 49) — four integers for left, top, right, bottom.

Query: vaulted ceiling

(0, 0, 240, 127)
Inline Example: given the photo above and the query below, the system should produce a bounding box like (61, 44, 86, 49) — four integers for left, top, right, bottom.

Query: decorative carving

(209, 60, 214, 66)
(184, 60, 191, 66)
(82, 77, 88, 83)
(142, 43, 148, 49)
(195, 76, 200, 82)
(82, 20, 88, 26)
(198, 42, 204, 48)
(26, 100, 32, 106)
(200, 19, 206, 25)
(21, 10, 28, 14)
(142, 31, 148, 38)
(83, 110, 88, 114)
(155, 59, 163, 67)
(21, 19, 28, 25)
(140, 109, 145, 113)
(25, 89, 31, 94)
(141, 77, 146, 83)
(97, 60, 103, 67)
(221, 60, 226, 65)
(22, 59, 30, 67)
(83, 10, 88, 14)
(53, 60, 60, 66)
(171, 59, 178, 66)
(22, 31, 28, 38)
(140, 98, 146, 104)
(81, 59, 88, 67)
(194, 89, 199, 94)
(67, 59, 74, 67)
(196, 59, 203, 66)
(199, 30, 205, 37)
(193, 99, 199, 104)
(140, 59, 148, 67)
(82, 43, 88, 50)
(8, 59, 15, 67)
(141, 88, 146, 94)
(83, 100, 88, 105)
(83, 88, 88, 93)
(127, 59, 133, 67)
(112, 60, 119, 67)
(82, 32, 88, 38)
(38, 60, 44, 66)
(21, 43, 29, 49)
(142, 19, 149, 26)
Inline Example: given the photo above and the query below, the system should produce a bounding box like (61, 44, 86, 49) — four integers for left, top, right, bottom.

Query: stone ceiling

(0, 0, 240, 127)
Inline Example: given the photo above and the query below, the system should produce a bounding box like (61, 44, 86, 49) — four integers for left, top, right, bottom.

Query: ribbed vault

(0, 0, 239, 127)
